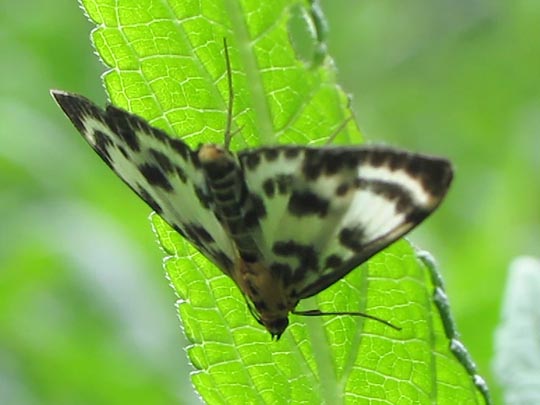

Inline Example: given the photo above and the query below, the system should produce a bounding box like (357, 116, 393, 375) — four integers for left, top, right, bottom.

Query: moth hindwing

(52, 42, 451, 338)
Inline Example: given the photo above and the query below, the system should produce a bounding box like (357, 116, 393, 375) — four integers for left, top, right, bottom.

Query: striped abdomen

(198, 144, 260, 263)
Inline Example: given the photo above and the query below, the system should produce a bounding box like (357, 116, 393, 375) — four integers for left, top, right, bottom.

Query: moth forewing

(50, 90, 238, 276)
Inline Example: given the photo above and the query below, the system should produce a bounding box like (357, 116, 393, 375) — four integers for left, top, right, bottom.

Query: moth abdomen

(198, 144, 261, 262)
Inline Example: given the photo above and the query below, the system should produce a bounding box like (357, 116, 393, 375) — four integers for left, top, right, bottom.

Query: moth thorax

(198, 144, 244, 209)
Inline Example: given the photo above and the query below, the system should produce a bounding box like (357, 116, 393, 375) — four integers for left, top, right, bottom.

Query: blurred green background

(1, 0, 538, 403)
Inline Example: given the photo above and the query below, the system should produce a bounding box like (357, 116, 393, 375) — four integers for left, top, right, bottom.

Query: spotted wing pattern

(238, 146, 453, 298)
(51, 90, 235, 274)
(52, 89, 453, 336)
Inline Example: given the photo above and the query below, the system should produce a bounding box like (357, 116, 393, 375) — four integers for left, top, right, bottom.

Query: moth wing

(51, 90, 235, 273)
(238, 146, 452, 298)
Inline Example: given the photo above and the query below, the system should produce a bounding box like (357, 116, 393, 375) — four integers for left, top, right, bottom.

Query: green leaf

(79, 0, 491, 403)
(83, 0, 359, 147)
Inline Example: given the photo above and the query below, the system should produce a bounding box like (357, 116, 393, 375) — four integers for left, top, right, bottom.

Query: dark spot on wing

(93, 130, 112, 149)
(273, 241, 301, 259)
(284, 147, 301, 159)
(194, 225, 214, 243)
(301, 148, 359, 180)
(191, 153, 201, 169)
(213, 250, 234, 274)
(339, 227, 365, 253)
(139, 163, 173, 191)
(325, 254, 343, 269)
(242, 152, 261, 170)
(374, 181, 413, 213)
(291, 264, 309, 283)
(193, 185, 211, 209)
(105, 106, 141, 152)
(182, 226, 201, 247)
(387, 150, 407, 171)
(368, 149, 387, 167)
(118, 145, 129, 159)
(51, 92, 104, 134)
(263, 148, 279, 162)
(149, 148, 173, 173)
(168, 138, 190, 161)
(407, 157, 453, 197)
(276, 175, 293, 195)
(273, 241, 318, 273)
(138, 188, 163, 215)
(363, 149, 453, 199)
(406, 208, 430, 224)
(288, 190, 329, 217)
(244, 193, 266, 228)
(302, 149, 323, 180)
(353, 176, 417, 213)
(342, 152, 362, 170)
(261, 175, 292, 197)
(175, 165, 187, 182)
(323, 152, 348, 176)
(336, 182, 349, 196)
(184, 223, 215, 248)
(92, 130, 113, 164)
(356, 179, 414, 214)
(240, 251, 259, 263)
(149, 126, 169, 143)
(172, 224, 187, 239)
(270, 262, 293, 284)
(262, 178, 275, 198)
(353, 178, 368, 189)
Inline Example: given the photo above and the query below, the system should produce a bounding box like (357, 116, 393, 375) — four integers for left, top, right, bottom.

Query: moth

(51, 45, 452, 339)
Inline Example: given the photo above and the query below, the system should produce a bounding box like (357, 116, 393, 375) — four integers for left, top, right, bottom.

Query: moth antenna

(325, 115, 354, 145)
(223, 37, 234, 150)
(292, 309, 402, 331)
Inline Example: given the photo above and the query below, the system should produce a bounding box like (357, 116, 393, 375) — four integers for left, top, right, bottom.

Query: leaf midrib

(223, 0, 274, 146)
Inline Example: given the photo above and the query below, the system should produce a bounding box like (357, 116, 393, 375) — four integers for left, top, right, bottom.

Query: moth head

(262, 317, 289, 340)
(246, 298, 290, 340)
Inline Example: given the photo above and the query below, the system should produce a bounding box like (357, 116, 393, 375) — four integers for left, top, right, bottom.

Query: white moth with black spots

(51, 47, 452, 339)
(51, 88, 452, 338)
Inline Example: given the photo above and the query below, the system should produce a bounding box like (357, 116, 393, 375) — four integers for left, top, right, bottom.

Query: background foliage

(1, 0, 538, 403)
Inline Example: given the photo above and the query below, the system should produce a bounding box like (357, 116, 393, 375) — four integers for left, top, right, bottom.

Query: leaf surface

(80, 0, 490, 403)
